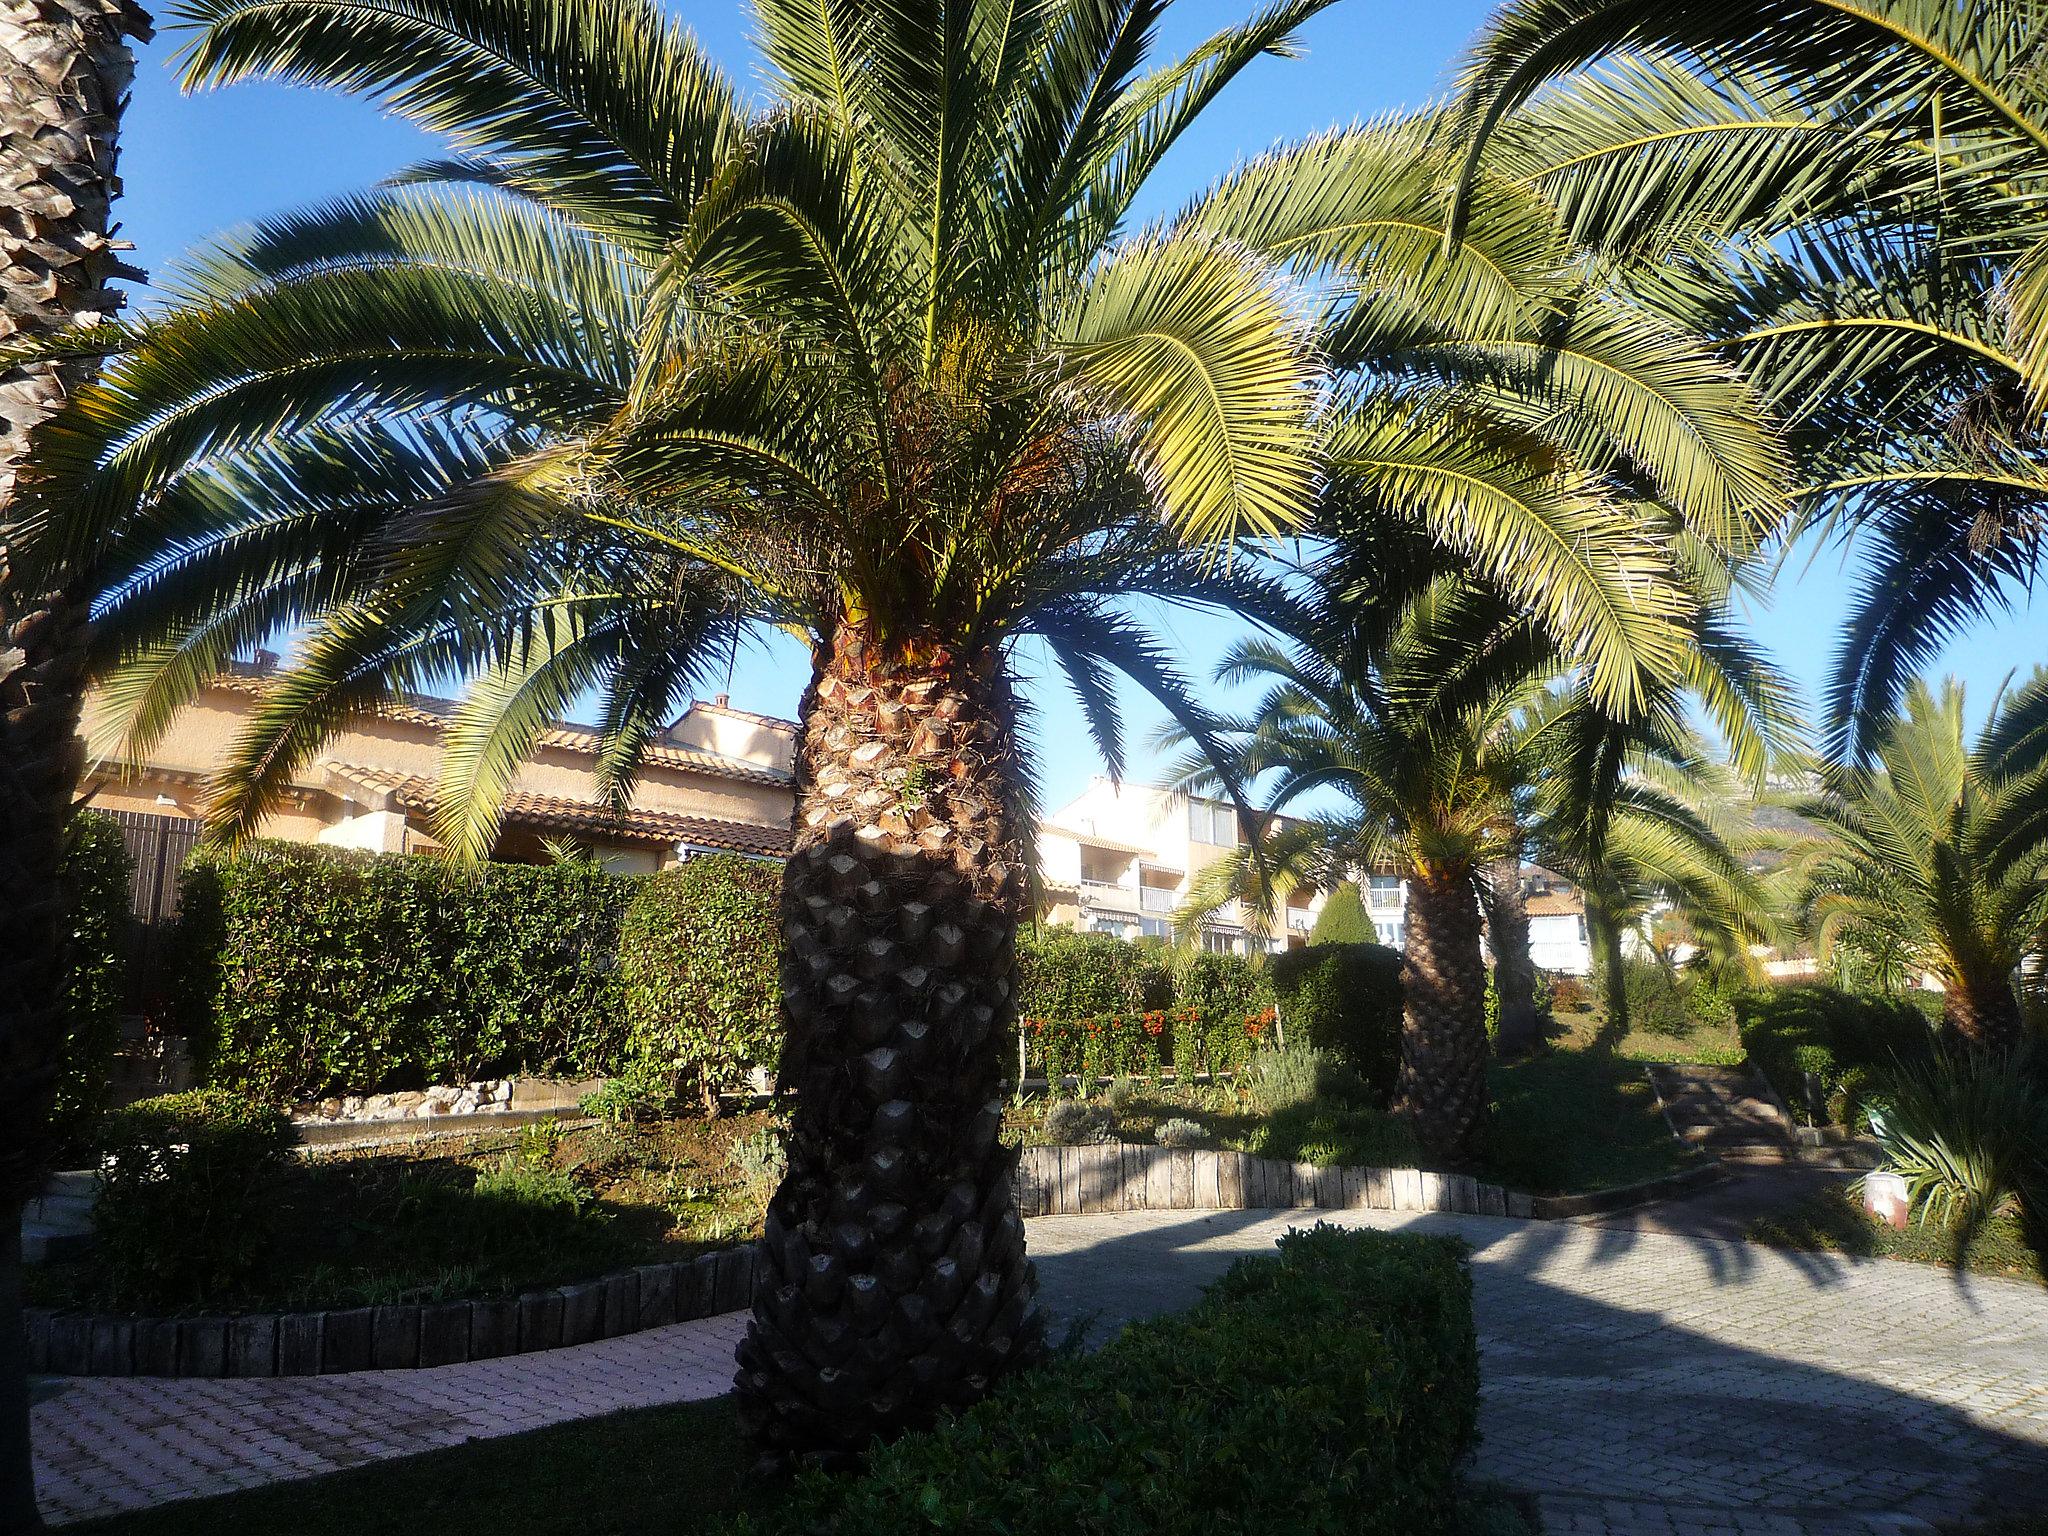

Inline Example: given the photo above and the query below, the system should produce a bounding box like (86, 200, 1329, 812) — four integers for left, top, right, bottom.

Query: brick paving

(30, 1210, 2048, 1533)
(31, 1310, 749, 1524)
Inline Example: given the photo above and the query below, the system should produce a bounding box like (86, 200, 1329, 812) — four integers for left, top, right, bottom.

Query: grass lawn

(29, 1112, 779, 1316)
(69, 1397, 782, 1536)
(1746, 1183, 2043, 1287)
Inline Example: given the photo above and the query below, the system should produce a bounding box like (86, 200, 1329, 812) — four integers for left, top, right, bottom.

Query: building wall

(1529, 913, 1592, 977)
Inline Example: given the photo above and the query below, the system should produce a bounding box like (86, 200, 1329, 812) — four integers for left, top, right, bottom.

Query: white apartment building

(1033, 778, 1409, 955)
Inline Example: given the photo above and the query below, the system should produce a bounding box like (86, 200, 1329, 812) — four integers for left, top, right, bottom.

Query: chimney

(714, 693, 730, 709)
(251, 648, 279, 675)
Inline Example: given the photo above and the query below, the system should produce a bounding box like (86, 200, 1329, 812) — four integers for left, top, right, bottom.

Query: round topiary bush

(1270, 942, 1404, 1101)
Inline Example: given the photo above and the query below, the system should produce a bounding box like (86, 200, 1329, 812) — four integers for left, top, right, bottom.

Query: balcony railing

(1285, 907, 1315, 931)
(1078, 878, 1141, 911)
(1139, 886, 1179, 914)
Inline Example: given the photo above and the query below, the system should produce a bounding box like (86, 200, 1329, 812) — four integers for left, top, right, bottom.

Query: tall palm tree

(1, 0, 149, 1525)
(1792, 675, 2048, 1053)
(1176, 581, 1557, 1161)
(20, 1, 1785, 1465)
(1446, 0, 2048, 760)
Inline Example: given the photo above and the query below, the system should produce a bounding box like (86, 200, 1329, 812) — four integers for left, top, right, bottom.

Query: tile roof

(322, 764, 793, 857)
(1526, 889, 1586, 917)
(207, 674, 793, 787)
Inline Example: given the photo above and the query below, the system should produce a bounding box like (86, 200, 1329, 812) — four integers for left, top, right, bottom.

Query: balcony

(1139, 885, 1180, 914)
(1285, 907, 1316, 932)
(1078, 879, 1141, 913)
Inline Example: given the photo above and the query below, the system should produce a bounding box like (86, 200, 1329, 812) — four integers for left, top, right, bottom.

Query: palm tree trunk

(1394, 865, 1490, 1164)
(1480, 857, 1538, 1058)
(736, 624, 1043, 1470)
(1942, 972, 2023, 1055)
(1585, 890, 1628, 1040)
(2, 3, 150, 1526)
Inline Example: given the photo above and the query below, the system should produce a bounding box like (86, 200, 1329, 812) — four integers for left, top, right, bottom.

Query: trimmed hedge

(92, 1088, 295, 1307)
(1737, 985, 1938, 1130)
(618, 855, 783, 1104)
(176, 842, 633, 1099)
(1308, 880, 1375, 944)
(1017, 928, 1273, 1081)
(743, 1223, 1478, 1536)
(54, 810, 134, 1144)
(1271, 941, 1404, 1100)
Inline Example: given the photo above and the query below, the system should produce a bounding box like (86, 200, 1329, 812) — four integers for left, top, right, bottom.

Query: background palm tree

(1447, 0, 2048, 760)
(17, 0, 1786, 1466)
(1791, 674, 2048, 1053)
(1, 0, 150, 1525)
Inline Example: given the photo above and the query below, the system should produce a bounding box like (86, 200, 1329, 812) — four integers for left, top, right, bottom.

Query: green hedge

(1271, 941, 1404, 1100)
(1017, 928, 1272, 1081)
(1307, 881, 1375, 944)
(618, 855, 783, 1103)
(744, 1223, 1478, 1536)
(176, 842, 634, 1099)
(92, 1088, 295, 1307)
(1737, 985, 1938, 1130)
(54, 810, 133, 1145)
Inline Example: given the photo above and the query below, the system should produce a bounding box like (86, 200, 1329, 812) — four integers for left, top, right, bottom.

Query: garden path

(30, 1209, 2048, 1535)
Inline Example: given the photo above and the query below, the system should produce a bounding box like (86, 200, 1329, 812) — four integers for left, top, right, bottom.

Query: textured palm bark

(1394, 867, 1491, 1164)
(735, 624, 1043, 1468)
(3, 2, 149, 1525)
(1942, 973, 2023, 1055)
(1480, 856, 1538, 1058)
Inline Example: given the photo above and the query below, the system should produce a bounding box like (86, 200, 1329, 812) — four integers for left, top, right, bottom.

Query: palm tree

(1446, 0, 2048, 760)
(1792, 675, 2048, 1053)
(1, 0, 150, 1526)
(1175, 580, 1556, 1161)
(20, 3, 1786, 1465)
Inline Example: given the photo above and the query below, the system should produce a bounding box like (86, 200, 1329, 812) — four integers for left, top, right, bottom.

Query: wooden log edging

(23, 1244, 759, 1380)
(1012, 1144, 1536, 1222)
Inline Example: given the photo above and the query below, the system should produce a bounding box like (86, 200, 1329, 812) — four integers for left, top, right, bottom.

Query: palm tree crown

(1794, 674, 2048, 1052)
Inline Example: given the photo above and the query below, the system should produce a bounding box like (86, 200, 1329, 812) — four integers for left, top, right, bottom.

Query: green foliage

(744, 1225, 1478, 1536)
(1868, 1046, 2047, 1246)
(1737, 986, 1937, 1131)
(1018, 930, 1268, 1081)
(1271, 942, 1404, 1100)
(1242, 1045, 1362, 1117)
(54, 810, 134, 1147)
(177, 841, 633, 1100)
(1041, 1099, 1114, 1146)
(1153, 1116, 1207, 1148)
(1615, 956, 1691, 1039)
(1307, 881, 1374, 944)
(617, 856, 783, 1101)
(92, 1088, 294, 1307)
(726, 1126, 787, 1215)
(579, 1060, 677, 1125)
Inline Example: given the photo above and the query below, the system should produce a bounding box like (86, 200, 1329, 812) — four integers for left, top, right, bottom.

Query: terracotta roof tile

(323, 764, 791, 857)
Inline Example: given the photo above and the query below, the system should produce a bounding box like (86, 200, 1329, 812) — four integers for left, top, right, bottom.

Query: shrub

(1614, 956, 1693, 1038)
(53, 811, 133, 1148)
(1546, 971, 1594, 1013)
(92, 1088, 294, 1307)
(1242, 1044, 1365, 1116)
(1017, 931, 1269, 1081)
(1042, 1098, 1114, 1145)
(1153, 1116, 1206, 1148)
(1307, 880, 1375, 944)
(1737, 985, 1937, 1129)
(617, 855, 783, 1105)
(728, 1125, 788, 1214)
(1867, 1045, 2047, 1239)
(177, 842, 633, 1100)
(1271, 941, 1403, 1099)
(579, 1060, 678, 1124)
(745, 1224, 1478, 1536)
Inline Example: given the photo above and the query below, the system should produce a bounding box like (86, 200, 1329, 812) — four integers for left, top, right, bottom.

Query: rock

(341, 1096, 364, 1117)
(317, 1098, 342, 1120)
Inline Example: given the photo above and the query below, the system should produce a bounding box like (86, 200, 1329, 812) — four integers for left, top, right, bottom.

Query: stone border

(24, 1245, 758, 1380)
(1527, 1159, 1728, 1220)
(1013, 1144, 1534, 1221)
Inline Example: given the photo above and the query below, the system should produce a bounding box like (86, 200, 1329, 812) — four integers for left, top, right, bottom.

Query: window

(1367, 874, 1402, 907)
(1188, 799, 1237, 845)
(1201, 929, 1238, 954)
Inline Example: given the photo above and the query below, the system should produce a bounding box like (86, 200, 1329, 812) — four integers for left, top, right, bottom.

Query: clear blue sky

(116, 0, 2045, 808)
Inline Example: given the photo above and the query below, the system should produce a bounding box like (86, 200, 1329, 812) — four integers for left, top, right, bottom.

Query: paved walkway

(30, 1210, 2048, 1534)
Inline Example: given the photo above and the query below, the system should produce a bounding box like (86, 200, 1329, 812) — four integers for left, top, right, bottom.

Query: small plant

(578, 1060, 677, 1124)
(728, 1126, 787, 1213)
(1243, 1045, 1365, 1116)
(517, 1114, 564, 1164)
(1868, 1045, 2046, 1245)
(1153, 1117, 1206, 1149)
(1042, 1098, 1114, 1145)
(1105, 1076, 1148, 1113)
